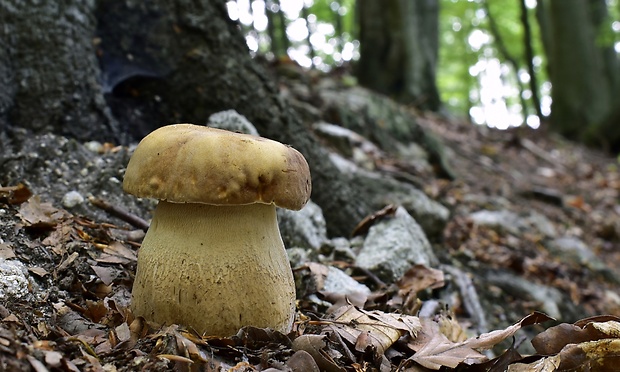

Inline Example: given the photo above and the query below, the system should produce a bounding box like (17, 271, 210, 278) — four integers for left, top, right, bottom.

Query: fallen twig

(89, 196, 150, 231)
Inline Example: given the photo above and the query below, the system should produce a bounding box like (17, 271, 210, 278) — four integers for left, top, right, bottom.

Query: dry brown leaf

(397, 265, 445, 296)
(292, 334, 346, 372)
(0, 183, 32, 205)
(326, 305, 421, 355)
(507, 355, 561, 371)
(90, 265, 119, 286)
(17, 196, 66, 228)
(437, 313, 468, 343)
(0, 243, 16, 259)
(351, 204, 398, 237)
(409, 312, 553, 369)
(100, 241, 137, 262)
(555, 338, 620, 371)
(96, 254, 131, 265)
(532, 317, 620, 355)
(510, 338, 620, 371)
(28, 267, 49, 277)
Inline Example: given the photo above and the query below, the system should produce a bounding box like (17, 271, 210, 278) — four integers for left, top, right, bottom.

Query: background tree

(356, 0, 441, 110)
(538, 0, 616, 146)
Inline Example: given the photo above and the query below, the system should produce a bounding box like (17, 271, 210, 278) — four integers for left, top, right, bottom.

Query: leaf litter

(0, 182, 618, 371)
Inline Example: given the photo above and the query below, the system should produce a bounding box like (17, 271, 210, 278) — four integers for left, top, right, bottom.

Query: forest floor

(0, 68, 619, 371)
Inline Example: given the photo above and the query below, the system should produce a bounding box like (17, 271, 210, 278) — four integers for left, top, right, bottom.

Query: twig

(89, 196, 150, 231)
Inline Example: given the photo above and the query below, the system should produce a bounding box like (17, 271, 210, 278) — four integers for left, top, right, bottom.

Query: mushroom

(123, 124, 311, 336)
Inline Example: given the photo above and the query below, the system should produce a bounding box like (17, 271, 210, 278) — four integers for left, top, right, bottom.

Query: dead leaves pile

(0, 187, 619, 371)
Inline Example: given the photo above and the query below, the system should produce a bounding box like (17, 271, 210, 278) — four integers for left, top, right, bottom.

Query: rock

(207, 110, 259, 135)
(312, 121, 382, 169)
(356, 206, 438, 282)
(329, 153, 449, 238)
(278, 200, 328, 250)
(483, 269, 583, 320)
(320, 86, 455, 179)
(319, 237, 360, 262)
(0, 259, 30, 300)
(547, 237, 620, 284)
(287, 247, 311, 268)
(469, 209, 523, 235)
(62, 191, 84, 208)
(469, 209, 558, 238)
(321, 265, 371, 298)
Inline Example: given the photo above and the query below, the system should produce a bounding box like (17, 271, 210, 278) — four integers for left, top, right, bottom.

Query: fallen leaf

(28, 267, 49, 277)
(397, 265, 445, 296)
(292, 334, 346, 372)
(17, 196, 66, 229)
(0, 183, 32, 205)
(532, 317, 620, 355)
(408, 312, 553, 369)
(90, 265, 120, 286)
(102, 241, 137, 262)
(326, 305, 421, 355)
(0, 243, 16, 259)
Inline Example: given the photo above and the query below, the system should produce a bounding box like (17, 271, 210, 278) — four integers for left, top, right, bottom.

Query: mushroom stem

(131, 201, 296, 336)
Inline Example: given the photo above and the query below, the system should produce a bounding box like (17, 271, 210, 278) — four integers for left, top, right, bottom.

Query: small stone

(0, 259, 30, 300)
(62, 191, 84, 208)
(84, 141, 104, 153)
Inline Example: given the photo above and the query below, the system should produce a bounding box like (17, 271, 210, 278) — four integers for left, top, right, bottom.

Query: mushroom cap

(123, 124, 311, 210)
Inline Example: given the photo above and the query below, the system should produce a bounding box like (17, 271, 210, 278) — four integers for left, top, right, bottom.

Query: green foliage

(437, 0, 481, 116)
(438, 0, 548, 123)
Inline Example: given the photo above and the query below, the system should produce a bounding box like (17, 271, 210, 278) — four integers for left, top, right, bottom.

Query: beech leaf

(326, 305, 421, 355)
(409, 312, 553, 369)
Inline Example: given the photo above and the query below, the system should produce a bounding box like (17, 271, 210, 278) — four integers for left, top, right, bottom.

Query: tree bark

(0, 0, 123, 142)
(543, 0, 614, 144)
(519, 0, 543, 120)
(0, 0, 373, 237)
(356, 0, 441, 110)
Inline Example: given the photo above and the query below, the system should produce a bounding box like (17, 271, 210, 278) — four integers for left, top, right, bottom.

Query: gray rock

(287, 247, 311, 268)
(62, 190, 84, 208)
(207, 110, 259, 135)
(313, 122, 382, 169)
(547, 237, 620, 284)
(484, 270, 568, 320)
(356, 206, 438, 282)
(320, 237, 358, 262)
(322, 265, 371, 298)
(469, 210, 522, 235)
(328, 153, 449, 238)
(319, 86, 455, 179)
(278, 200, 327, 250)
(0, 259, 30, 300)
(469, 209, 557, 238)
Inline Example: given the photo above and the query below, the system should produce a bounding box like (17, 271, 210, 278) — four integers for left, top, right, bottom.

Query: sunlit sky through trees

(226, 0, 619, 131)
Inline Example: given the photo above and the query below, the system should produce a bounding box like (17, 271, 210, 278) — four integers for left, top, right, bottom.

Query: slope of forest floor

(0, 66, 619, 371)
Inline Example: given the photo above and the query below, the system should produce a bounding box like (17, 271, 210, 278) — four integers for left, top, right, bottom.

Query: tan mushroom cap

(123, 124, 311, 210)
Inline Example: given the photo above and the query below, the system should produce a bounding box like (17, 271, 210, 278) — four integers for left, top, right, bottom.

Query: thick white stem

(131, 201, 296, 336)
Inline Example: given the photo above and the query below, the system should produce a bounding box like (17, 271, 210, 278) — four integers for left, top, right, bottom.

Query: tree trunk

(0, 0, 374, 237)
(356, 0, 441, 110)
(0, 0, 124, 142)
(543, 0, 614, 143)
(520, 0, 543, 120)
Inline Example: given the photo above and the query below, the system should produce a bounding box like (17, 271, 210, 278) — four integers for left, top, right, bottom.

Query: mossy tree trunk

(538, 0, 619, 149)
(0, 0, 373, 237)
(356, 0, 441, 111)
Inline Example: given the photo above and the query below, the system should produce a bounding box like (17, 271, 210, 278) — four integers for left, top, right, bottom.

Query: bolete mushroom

(123, 124, 311, 336)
